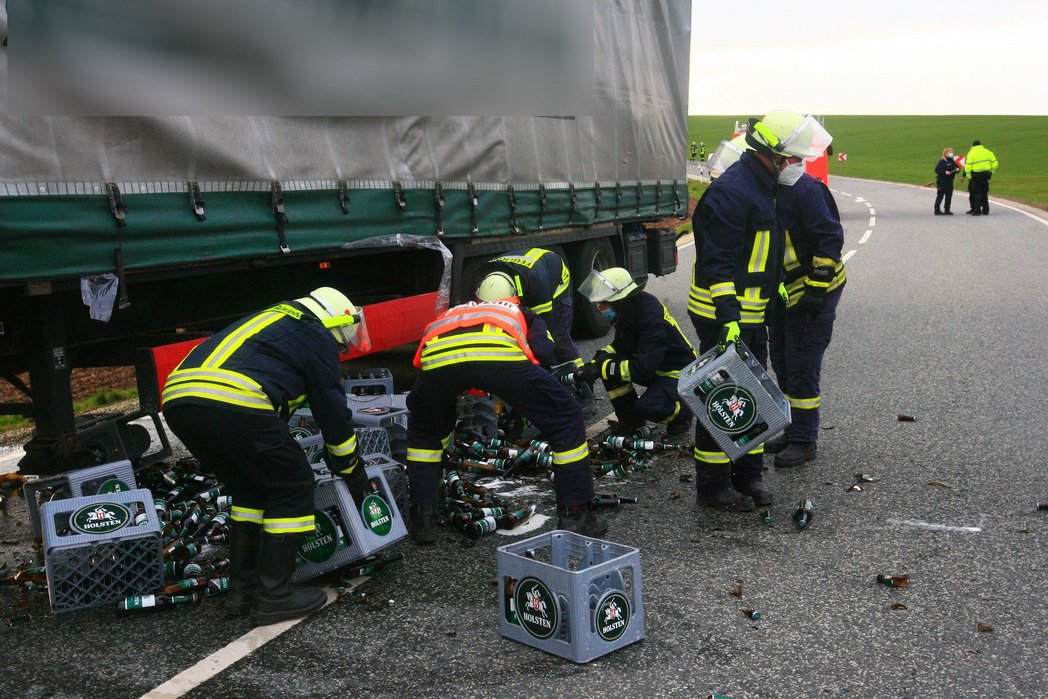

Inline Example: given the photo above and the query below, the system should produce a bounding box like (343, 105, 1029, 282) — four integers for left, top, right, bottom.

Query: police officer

(934, 147, 960, 215)
(964, 140, 999, 215)
(162, 287, 369, 625)
(576, 267, 696, 438)
(688, 110, 832, 511)
(405, 296, 606, 544)
(765, 163, 846, 468)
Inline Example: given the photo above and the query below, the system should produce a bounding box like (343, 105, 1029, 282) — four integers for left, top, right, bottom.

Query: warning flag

(837, 153, 848, 162)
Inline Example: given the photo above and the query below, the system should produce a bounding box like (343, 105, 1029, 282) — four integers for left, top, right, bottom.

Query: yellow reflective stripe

(710, 282, 736, 298)
(620, 360, 631, 383)
(326, 433, 358, 457)
(553, 260, 571, 298)
(426, 310, 528, 340)
(601, 345, 616, 354)
(408, 447, 444, 463)
(268, 303, 304, 320)
(441, 431, 455, 450)
(783, 230, 800, 271)
(662, 302, 696, 352)
(263, 516, 315, 534)
(572, 357, 585, 368)
(162, 384, 272, 410)
(552, 442, 589, 464)
(688, 296, 717, 319)
(748, 230, 771, 273)
(693, 448, 730, 464)
(288, 395, 308, 412)
(166, 367, 264, 393)
(747, 445, 765, 455)
(607, 384, 633, 400)
(656, 369, 681, 379)
(787, 395, 822, 410)
(659, 402, 681, 424)
(231, 507, 263, 524)
(203, 311, 284, 368)
(531, 300, 553, 314)
(421, 349, 530, 370)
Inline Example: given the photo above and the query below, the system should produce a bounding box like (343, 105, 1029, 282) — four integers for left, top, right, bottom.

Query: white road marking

(868, 208, 875, 216)
(886, 518, 982, 534)
(859, 230, 872, 245)
(838, 191, 852, 196)
(842, 249, 857, 263)
(868, 216, 876, 226)
(855, 197, 866, 202)
(140, 587, 340, 699)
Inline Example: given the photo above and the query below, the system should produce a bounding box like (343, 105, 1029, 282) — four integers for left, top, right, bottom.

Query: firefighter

(575, 267, 696, 438)
(698, 141, 707, 162)
(162, 287, 370, 625)
(765, 164, 846, 468)
(475, 248, 595, 412)
(405, 297, 607, 544)
(689, 141, 699, 160)
(688, 110, 832, 511)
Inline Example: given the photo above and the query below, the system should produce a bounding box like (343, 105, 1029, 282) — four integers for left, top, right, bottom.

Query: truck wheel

(570, 238, 615, 338)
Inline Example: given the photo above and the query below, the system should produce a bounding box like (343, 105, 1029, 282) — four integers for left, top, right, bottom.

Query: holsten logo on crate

(362, 495, 393, 536)
(705, 385, 757, 434)
(514, 577, 558, 639)
(299, 510, 342, 563)
(96, 479, 130, 494)
(595, 592, 632, 641)
(69, 502, 132, 535)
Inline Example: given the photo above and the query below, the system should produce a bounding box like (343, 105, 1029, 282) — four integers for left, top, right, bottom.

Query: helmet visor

(579, 269, 626, 303)
(778, 115, 833, 161)
(708, 139, 747, 174)
(329, 309, 371, 353)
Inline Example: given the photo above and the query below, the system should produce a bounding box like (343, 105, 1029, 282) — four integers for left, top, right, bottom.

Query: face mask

(777, 161, 805, 186)
(601, 308, 617, 322)
(945, 152, 954, 158)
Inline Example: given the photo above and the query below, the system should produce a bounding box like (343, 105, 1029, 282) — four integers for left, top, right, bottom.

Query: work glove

(717, 321, 741, 352)
(579, 360, 603, 385)
(777, 282, 790, 306)
(330, 450, 369, 498)
(792, 266, 834, 315)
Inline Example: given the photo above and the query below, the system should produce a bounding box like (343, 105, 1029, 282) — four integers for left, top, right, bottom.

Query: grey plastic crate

(677, 341, 791, 462)
(344, 368, 395, 396)
(24, 459, 138, 541)
(348, 394, 410, 428)
(362, 453, 409, 524)
(41, 488, 163, 613)
(293, 463, 407, 582)
(456, 392, 499, 440)
(497, 530, 644, 663)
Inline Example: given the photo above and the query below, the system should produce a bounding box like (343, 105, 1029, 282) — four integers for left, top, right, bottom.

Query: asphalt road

(1, 176, 1046, 699)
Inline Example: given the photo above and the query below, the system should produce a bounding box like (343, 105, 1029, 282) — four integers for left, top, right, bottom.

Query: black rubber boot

(695, 463, 755, 512)
(774, 442, 817, 468)
(732, 475, 774, 507)
(409, 504, 439, 545)
(557, 504, 609, 538)
(666, 402, 694, 438)
(225, 520, 262, 619)
(762, 434, 788, 454)
(250, 533, 327, 626)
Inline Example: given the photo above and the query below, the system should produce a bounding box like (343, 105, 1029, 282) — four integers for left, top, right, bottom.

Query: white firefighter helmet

(475, 271, 518, 302)
(745, 110, 833, 162)
(579, 267, 645, 303)
(708, 134, 752, 175)
(297, 287, 371, 351)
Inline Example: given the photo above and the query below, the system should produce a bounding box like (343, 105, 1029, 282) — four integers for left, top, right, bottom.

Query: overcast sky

(688, 0, 1047, 115)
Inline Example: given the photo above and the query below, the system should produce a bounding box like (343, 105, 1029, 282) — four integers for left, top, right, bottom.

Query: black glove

(330, 451, 369, 497)
(579, 360, 603, 385)
(792, 266, 833, 315)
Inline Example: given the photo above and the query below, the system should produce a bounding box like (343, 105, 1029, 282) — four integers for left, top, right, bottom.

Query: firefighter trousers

(604, 374, 683, 425)
(405, 362, 594, 508)
(164, 403, 316, 535)
(689, 320, 767, 481)
(767, 287, 842, 443)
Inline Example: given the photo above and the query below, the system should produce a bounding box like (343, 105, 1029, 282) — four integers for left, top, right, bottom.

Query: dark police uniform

(935, 155, 960, 214)
(768, 173, 846, 446)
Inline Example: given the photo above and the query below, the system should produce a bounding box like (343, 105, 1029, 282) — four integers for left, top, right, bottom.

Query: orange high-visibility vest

(412, 301, 538, 368)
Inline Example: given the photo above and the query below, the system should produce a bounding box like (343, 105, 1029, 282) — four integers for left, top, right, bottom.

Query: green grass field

(688, 115, 1048, 208)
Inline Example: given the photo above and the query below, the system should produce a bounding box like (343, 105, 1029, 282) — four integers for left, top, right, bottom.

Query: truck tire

(569, 238, 615, 338)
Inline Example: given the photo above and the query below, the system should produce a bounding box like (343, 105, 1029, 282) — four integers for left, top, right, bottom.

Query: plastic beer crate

(347, 394, 409, 429)
(497, 530, 645, 663)
(24, 459, 138, 541)
(293, 463, 407, 582)
(362, 453, 409, 524)
(343, 368, 395, 396)
(456, 392, 499, 440)
(40, 488, 163, 613)
(677, 341, 791, 462)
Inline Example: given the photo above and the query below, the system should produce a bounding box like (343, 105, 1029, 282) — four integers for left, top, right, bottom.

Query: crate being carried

(293, 463, 407, 582)
(677, 341, 791, 462)
(497, 530, 645, 663)
(40, 488, 163, 613)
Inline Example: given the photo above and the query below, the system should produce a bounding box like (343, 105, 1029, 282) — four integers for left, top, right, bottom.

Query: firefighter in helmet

(162, 287, 370, 626)
(575, 267, 696, 438)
